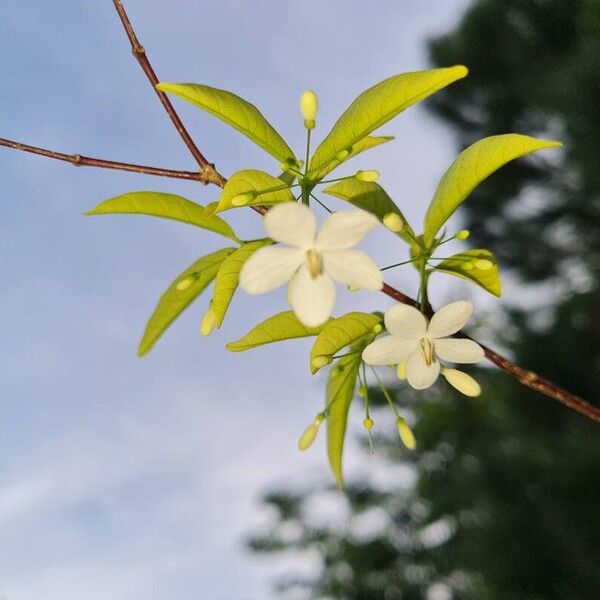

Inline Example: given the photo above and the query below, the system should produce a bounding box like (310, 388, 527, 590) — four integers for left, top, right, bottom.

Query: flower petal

(323, 250, 383, 290)
(384, 304, 427, 339)
(405, 349, 440, 389)
(434, 338, 484, 364)
(442, 368, 481, 397)
(428, 300, 473, 339)
(239, 246, 304, 294)
(315, 210, 378, 251)
(288, 264, 336, 327)
(263, 202, 316, 249)
(362, 335, 418, 365)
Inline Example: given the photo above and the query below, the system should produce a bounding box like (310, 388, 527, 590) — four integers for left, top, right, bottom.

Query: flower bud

(396, 417, 416, 450)
(347, 285, 360, 292)
(358, 385, 367, 398)
(372, 323, 383, 334)
(455, 230, 470, 240)
(474, 258, 494, 271)
(176, 277, 194, 291)
(300, 90, 318, 130)
(312, 355, 331, 370)
(200, 305, 216, 336)
(442, 368, 481, 397)
(383, 212, 404, 233)
(298, 413, 325, 450)
(396, 361, 407, 380)
(362, 417, 374, 430)
(336, 149, 350, 161)
(355, 170, 380, 183)
(231, 192, 254, 207)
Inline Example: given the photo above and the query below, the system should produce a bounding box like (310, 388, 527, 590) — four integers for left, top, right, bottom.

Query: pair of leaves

(86, 191, 240, 242)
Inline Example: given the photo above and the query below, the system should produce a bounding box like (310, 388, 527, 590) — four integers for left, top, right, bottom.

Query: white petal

(405, 349, 440, 390)
(428, 300, 473, 338)
(323, 250, 383, 290)
(239, 246, 303, 294)
(442, 368, 481, 397)
(263, 202, 316, 249)
(434, 338, 484, 364)
(362, 335, 418, 365)
(288, 264, 336, 327)
(315, 210, 378, 251)
(384, 304, 427, 339)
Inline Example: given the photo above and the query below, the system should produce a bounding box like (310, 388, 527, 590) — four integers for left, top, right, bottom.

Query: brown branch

(111, 0, 225, 187)
(0, 137, 213, 183)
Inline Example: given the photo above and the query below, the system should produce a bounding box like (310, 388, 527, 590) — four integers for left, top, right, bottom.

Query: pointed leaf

(310, 66, 468, 174)
(227, 311, 327, 352)
(157, 82, 296, 163)
(323, 179, 415, 243)
(423, 134, 562, 246)
(309, 135, 394, 181)
(212, 239, 272, 327)
(326, 352, 362, 490)
(433, 249, 501, 297)
(139, 247, 235, 356)
(310, 312, 382, 374)
(210, 169, 295, 214)
(85, 191, 240, 242)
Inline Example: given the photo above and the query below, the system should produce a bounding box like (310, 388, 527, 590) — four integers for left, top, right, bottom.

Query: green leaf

(212, 239, 272, 328)
(157, 82, 296, 164)
(210, 169, 295, 214)
(309, 66, 468, 175)
(326, 352, 362, 490)
(227, 311, 326, 352)
(85, 191, 240, 242)
(433, 249, 502, 297)
(138, 247, 235, 356)
(309, 312, 382, 374)
(423, 134, 562, 246)
(309, 135, 394, 181)
(322, 179, 415, 243)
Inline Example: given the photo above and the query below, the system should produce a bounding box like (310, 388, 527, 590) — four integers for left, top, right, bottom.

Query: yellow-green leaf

(157, 82, 296, 164)
(227, 311, 326, 352)
(322, 179, 415, 243)
(423, 134, 562, 246)
(309, 135, 394, 181)
(85, 191, 240, 242)
(138, 247, 235, 356)
(433, 249, 502, 297)
(326, 352, 362, 490)
(310, 312, 382, 374)
(212, 239, 272, 328)
(210, 169, 295, 214)
(309, 66, 468, 175)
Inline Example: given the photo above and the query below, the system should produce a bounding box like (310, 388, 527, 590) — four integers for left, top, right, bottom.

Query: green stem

(370, 367, 401, 419)
(310, 192, 333, 213)
(381, 257, 417, 271)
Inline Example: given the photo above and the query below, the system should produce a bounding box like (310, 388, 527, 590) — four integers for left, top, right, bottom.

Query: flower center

(306, 248, 323, 279)
(419, 336, 435, 366)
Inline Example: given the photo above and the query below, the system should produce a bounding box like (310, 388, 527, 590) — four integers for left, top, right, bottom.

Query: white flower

(362, 301, 484, 392)
(239, 202, 383, 327)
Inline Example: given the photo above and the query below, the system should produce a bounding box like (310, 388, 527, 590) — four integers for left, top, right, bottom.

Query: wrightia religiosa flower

(239, 202, 383, 327)
(362, 301, 484, 394)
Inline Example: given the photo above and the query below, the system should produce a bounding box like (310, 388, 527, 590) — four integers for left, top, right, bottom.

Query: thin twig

(0, 137, 211, 183)
(2, 3, 597, 425)
(111, 0, 225, 187)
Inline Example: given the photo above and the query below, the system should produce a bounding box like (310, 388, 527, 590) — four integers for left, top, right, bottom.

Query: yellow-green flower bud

(396, 418, 416, 450)
(336, 149, 350, 161)
(372, 323, 383, 334)
(298, 412, 325, 451)
(396, 361, 407, 380)
(200, 305, 216, 336)
(355, 170, 380, 183)
(176, 277, 194, 291)
(383, 212, 404, 233)
(362, 417, 374, 430)
(300, 90, 318, 130)
(455, 229, 470, 240)
(474, 258, 494, 271)
(442, 368, 481, 397)
(231, 192, 254, 207)
(358, 385, 367, 398)
(347, 285, 360, 292)
(312, 355, 331, 370)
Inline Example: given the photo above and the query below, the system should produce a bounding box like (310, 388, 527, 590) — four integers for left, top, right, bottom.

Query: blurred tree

(248, 1, 600, 598)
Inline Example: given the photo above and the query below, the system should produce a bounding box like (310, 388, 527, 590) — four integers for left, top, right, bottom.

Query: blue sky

(0, 2, 474, 598)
